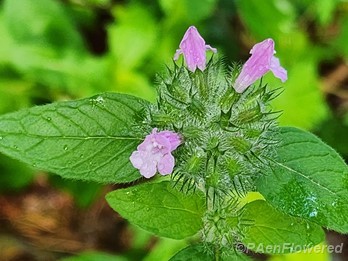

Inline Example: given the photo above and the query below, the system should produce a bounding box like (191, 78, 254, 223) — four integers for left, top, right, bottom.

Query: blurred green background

(0, 0, 347, 260)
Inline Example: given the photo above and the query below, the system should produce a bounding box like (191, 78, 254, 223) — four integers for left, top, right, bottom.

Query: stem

(215, 244, 221, 261)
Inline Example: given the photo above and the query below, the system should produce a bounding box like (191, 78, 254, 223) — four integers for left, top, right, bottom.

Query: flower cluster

(130, 26, 287, 180)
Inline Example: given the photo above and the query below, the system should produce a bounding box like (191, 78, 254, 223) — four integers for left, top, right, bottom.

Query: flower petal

(157, 153, 175, 175)
(270, 56, 288, 82)
(129, 151, 143, 169)
(174, 26, 216, 72)
(173, 49, 183, 61)
(160, 130, 182, 151)
(139, 160, 157, 178)
(233, 38, 288, 93)
(234, 39, 275, 93)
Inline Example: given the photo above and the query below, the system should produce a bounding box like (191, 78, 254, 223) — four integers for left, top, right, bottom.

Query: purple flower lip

(234, 38, 287, 93)
(174, 26, 217, 72)
(130, 128, 181, 179)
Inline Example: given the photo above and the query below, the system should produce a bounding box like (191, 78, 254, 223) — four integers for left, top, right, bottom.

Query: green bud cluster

(146, 59, 280, 198)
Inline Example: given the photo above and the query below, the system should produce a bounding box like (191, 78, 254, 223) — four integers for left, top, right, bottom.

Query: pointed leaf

(106, 181, 205, 239)
(0, 93, 149, 183)
(240, 200, 325, 254)
(169, 244, 252, 261)
(257, 127, 348, 232)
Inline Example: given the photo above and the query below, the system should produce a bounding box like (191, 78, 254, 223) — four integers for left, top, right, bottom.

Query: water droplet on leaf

(63, 145, 68, 151)
(309, 210, 318, 218)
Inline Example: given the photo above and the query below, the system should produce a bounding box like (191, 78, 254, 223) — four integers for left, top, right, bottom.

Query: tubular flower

(130, 128, 181, 178)
(234, 38, 287, 93)
(174, 26, 217, 72)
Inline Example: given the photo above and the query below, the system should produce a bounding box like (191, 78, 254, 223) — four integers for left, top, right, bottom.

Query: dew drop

(0, 136, 3, 140)
(63, 145, 68, 151)
(79, 154, 84, 158)
(13, 145, 18, 150)
(46, 117, 51, 121)
(95, 96, 104, 103)
(146, 207, 150, 211)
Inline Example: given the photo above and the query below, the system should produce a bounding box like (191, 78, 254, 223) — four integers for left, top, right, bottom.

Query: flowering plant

(0, 26, 347, 260)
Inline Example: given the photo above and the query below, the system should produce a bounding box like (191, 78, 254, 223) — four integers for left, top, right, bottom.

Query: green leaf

(268, 242, 329, 261)
(169, 244, 213, 261)
(3, 0, 83, 51)
(109, 4, 157, 70)
(143, 238, 188, 261)
(0, 154, 35, 192)
(169, 244, 252, 261)
(159, 0, 217, 24)
(0, 93, 149, 184)
(59, 251, 127, 261)
(315, 116, 348, 157)
(49, 175, 103, 208)
(240, 200, 325, 254)
(106, 181, 205, 239)
(265, 59, 328, 130)
(257, 127, 348, 233)
(236, 0, 296, 40)
(314, 0, 339, 25)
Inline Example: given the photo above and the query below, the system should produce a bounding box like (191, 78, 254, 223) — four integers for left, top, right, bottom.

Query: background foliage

(0, 0, 347, 260)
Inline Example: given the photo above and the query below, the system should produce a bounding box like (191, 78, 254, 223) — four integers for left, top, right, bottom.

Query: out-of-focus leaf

(0, 1, 111, 97)
(60, 251, 127, 261)
(236, 0, 296, 40)
(0, 154, 34, 192)
(159, 0, 218, 24)
(113, 69, 156, 102)
(3, 0, 84, 51)
(143, 238, 187, 261)
(49, 175, 103, 208)
(333, 16, 348, 57)
(108, 4, 157, 70)
(0, 79, 32, 114)
(315, 0, 339, 25)
(265, 59, 328, 129)
(315, 116, 348, 157)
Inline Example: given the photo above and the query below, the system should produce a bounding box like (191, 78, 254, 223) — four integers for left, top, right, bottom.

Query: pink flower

(234, 38, 287, 93)
(174, 26, 217, 72)
(130, 128, 181, 178)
